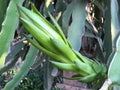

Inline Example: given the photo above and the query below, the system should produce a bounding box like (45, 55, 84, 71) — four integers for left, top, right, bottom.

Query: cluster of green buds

(17, 4, 107, 82)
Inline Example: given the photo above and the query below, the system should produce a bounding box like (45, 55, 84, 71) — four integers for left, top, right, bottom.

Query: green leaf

(0, 0, 9, 30)
(0, 41, 25, 74)
(67, 0, 87, 51)
(43, 58, 54, 90)
(103, 0, 112, 61)
(111, 0, 120, 46)
(108, 0, 120, 86)
(0, 0, 24, 69)
(5, 41, 25, 62)
(3, 45, 38, 90)
(108, 35, 120, 85)
(62, 1, 74, 34)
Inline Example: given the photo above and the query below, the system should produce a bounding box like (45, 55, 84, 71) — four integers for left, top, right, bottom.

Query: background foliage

(0, 0, 120, 90)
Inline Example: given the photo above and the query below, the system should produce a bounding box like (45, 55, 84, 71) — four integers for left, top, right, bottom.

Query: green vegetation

(0, 0, 120, 90)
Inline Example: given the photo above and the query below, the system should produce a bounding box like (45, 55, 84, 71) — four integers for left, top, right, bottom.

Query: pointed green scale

(75, 60, 94, 75)
(18, 5, 63, 42)
(50, 61, 78, 72)
(31, 4, 68, 46)
(63, 73, 96, 81)
(48, 12, 69, 46)
(25, 35, 70, 63)
(50, 38, 78, 62)
(20, 18, 53, 50)
(73, 50, 93, 64)
(79, 73, 97, 83)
